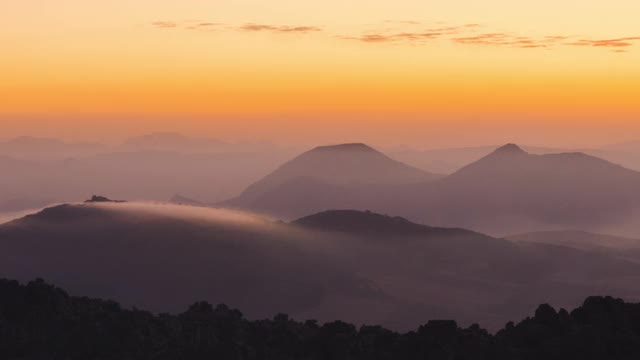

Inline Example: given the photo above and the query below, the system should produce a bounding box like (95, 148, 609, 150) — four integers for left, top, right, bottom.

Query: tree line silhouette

(2, 278, 640, 359)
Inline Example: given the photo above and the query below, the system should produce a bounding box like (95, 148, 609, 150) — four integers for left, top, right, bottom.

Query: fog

(0, 135, 300, 211)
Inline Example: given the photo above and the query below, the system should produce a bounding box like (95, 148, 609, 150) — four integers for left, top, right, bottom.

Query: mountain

(385, 144, 640, 236)
(0, 202, 382, 323)
(388, 143, 640, 174)
(224, 143, 441, 218)
(4, 202, 640, 330)
(387, 144, 571, 174)
(240, 143, 439, 195)
(224, 143, 640, 235)
(293, 210, 478, 238)
(291, 209, 640, 328)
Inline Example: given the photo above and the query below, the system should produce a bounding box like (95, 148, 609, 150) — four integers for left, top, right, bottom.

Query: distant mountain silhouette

(387, 144, 569, 174)
(293, 210, 477, 238)
(242, 143, 438, 194)
(389, 143, 640, 174)
(402, 144, 640, 235)
(4, 203, 640, 330)
(224, 143, 640, 235)
(224, 143, 441, 217)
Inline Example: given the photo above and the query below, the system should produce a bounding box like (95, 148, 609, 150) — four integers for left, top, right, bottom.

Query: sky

(1, 0, 639, 148)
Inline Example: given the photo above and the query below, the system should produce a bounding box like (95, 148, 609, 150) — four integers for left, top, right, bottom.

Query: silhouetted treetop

(3, 278, 640, 359)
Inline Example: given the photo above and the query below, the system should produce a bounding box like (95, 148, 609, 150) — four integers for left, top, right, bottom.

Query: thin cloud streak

(452, 33, 556, 48)
(239, 24, 322, 33)
(186, 22, 220, 31)
(149, 20, 639, 53)
(342, 23, 481, 44)
(151, 21, 321, 34)
(567, 37, 640, 48)
(151, 21, 178, 29)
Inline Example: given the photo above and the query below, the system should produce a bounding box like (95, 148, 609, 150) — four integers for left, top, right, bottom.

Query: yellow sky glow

(1, 0, 639, 146)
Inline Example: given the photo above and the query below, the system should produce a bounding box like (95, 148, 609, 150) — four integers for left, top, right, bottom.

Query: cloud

(149, 19, 638, 53)
(150, 20, 321, 35)
(151, 21, 178, 29)
(342, 32, 444, 43)
(545, 35, 570, 41)
(186, 22, 220, 31)
(342, 24, 480, 44)
(239, 24, 322, 33)
(341, 21, 637, 52)
(567, 37, 640, 48)
(451, 33, 571, 49)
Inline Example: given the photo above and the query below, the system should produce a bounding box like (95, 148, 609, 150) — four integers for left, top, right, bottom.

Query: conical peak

(492, 143, 527, 155)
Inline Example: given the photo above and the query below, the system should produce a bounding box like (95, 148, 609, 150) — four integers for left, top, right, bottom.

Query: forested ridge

(2, 278, 640, 359)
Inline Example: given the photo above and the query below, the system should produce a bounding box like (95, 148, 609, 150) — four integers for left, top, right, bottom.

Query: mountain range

(5, 137, 640, 237)
(226, 143, 640, 236)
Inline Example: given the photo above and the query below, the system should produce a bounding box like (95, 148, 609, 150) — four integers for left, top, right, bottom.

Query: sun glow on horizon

(1, 0, 639, 146)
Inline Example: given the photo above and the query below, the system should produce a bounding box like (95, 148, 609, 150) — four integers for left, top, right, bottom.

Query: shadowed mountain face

(224, 143, 440, 217)
(4, 203, 640, 330)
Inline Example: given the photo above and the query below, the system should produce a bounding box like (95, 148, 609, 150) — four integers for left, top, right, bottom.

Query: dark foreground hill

(2, 278, 640, 360)
(4, 203, 640, 331)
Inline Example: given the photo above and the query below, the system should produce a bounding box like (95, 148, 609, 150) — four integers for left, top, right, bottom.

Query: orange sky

(1, 0, 639, 147)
